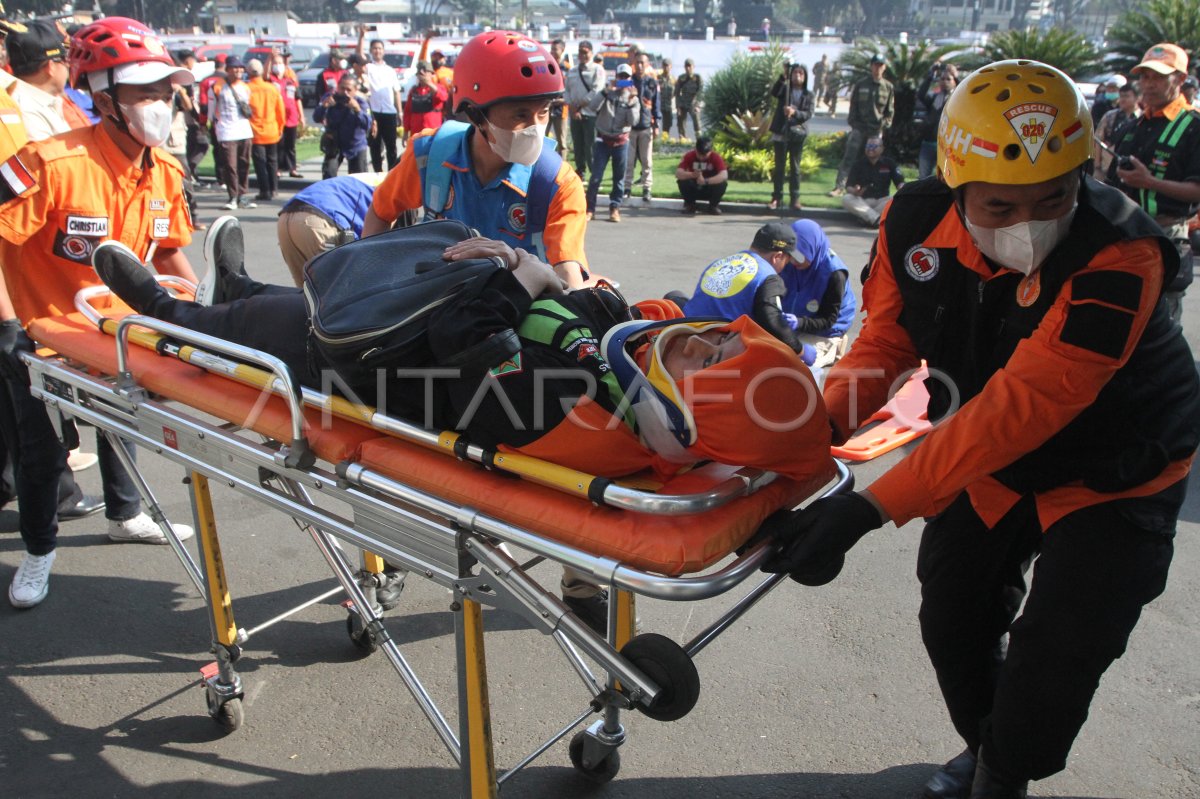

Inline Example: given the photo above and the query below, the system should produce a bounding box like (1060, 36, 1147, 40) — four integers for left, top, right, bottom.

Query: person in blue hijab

(780, 218, 857, 366)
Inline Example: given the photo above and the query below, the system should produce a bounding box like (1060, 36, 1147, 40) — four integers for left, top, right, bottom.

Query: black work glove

(762, 492, 884, 585)
(0, 318, 33, 384)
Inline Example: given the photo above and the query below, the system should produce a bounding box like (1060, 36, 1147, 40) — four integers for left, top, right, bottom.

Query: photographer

(314, 73, 372, 179)
(916, 62, 958, 178)
(1108, 43, 1200, 322)
(768, 60, 814, 210)
(585, 64, 639, 222)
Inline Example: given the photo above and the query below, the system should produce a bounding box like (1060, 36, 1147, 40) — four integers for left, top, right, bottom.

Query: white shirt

(363, 61, 399, 114)
(208, 80, 253, 142)
(9, 79, 71, 141)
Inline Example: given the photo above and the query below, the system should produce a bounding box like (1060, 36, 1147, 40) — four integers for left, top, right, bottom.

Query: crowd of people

(0, 12, 1198, 799)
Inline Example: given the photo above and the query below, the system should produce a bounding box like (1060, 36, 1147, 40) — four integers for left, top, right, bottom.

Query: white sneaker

(221, 200, 237, 210)
(67, 448, 98, 471)
(108, 512, 195, 544)
(9, 550, 55, 608)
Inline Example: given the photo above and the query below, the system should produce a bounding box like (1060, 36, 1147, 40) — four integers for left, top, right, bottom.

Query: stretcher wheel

(568, 730, 621, 783)
(621, 633, 700, 722)
(207, 694, 244, 732)
(346, 611, 379, 654)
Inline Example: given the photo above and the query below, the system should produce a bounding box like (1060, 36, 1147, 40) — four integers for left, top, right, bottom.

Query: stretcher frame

(24, 295, 852, 797)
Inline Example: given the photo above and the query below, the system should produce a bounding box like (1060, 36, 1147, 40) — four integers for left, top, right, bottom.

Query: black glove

(0, 318, 33, 383)
(762, 492, 884, 585)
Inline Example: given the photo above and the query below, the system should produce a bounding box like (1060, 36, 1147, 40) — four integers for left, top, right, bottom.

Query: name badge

(66, 215, 109, 236)
(153, 218, 170, 239)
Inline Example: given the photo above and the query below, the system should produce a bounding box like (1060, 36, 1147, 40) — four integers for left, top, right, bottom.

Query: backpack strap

(525, 140, 563, 262)
(421, 120, 471, 220)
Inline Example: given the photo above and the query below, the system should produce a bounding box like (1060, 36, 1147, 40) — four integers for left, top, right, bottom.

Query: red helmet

(452, 31, 564, 113)
(69, 17, 185, 90)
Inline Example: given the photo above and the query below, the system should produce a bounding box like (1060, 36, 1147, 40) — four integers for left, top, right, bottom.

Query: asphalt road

(1, 174, 1198, 799)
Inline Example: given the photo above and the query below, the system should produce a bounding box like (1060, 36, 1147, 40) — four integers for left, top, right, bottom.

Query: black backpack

(302, 219, 508, 389)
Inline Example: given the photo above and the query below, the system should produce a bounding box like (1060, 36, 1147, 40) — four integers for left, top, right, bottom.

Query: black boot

(91, 241, 168, 314)
(969, 749, 1028, 799)
(924, 749, 977, 799)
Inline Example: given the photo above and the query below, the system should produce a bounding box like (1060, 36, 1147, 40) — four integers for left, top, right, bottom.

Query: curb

(246, 156, 858, 224)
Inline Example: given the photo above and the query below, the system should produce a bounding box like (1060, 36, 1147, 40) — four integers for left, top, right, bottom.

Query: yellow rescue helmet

(937, 60, 1092, 188)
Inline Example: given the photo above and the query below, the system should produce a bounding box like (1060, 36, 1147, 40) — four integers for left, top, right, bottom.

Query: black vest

(882, 176, 1200, 494)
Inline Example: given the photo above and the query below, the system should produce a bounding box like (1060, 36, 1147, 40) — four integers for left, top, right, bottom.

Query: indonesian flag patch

(1004, 103, 1059, 163)
(0, 155, 36, 202)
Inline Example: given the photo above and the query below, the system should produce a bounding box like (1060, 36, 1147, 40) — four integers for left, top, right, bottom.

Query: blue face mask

(1105, 91, 1119, 102)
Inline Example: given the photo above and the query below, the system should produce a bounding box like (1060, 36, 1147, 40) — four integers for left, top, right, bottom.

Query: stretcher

(22, 279, 851, 797)
(830, 364, 932, 461)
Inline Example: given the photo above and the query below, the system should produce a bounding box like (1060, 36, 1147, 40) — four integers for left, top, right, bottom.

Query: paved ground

(1, 175, 1198, 799)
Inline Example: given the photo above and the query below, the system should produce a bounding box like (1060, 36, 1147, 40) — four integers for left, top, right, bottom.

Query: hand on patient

(762, 492, 885, 585)
(443, 237, 566, 299)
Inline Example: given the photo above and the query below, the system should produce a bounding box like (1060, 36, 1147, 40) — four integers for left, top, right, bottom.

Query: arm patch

(0, 155, 37, 203)
(1060, 302, 1134, 359)
(1070, 270, 1142, 311)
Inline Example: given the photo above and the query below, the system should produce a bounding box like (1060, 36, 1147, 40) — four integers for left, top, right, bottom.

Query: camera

(365, 24, 378, 31)
(1118, 155, 1133, 170)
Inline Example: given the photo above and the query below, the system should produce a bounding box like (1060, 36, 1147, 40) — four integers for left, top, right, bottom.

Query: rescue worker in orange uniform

(766, 61, 1200, 798)
(364, 31, 589, 290)
(0, 16, 199, 610)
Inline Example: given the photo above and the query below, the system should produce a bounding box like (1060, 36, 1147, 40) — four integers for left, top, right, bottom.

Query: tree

(1106, 0, 1200, 75)
(969, 27, 1103, 78)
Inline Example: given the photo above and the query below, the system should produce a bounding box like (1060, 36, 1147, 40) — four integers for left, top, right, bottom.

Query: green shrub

(798, 146, 824, 180)
(806, 132, 847, 167)
(725, 148, 774, 182)
(711, 110, 773, 155)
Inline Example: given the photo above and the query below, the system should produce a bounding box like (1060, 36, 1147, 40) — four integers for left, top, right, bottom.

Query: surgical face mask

(485, 119, 547, 166)
(1105, 91, 1119, 102)
(964, 204, 1076, 275)
(120, 100, 173, 148)
(271, 64, 284, 77)
(339, 59, 348, 69)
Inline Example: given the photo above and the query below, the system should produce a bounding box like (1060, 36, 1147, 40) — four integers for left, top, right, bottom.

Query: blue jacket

(783, 220, 856, 337)
(682, 250, 776, 319)
(283, 174, 379, 236)
(314, 94, 371, 157)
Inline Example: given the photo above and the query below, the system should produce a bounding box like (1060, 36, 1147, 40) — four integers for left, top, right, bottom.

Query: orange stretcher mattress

(30, 313, 835, 577)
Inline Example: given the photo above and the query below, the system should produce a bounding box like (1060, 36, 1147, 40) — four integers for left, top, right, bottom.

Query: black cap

(869, 53, 886, 65)
(6, 19, 67, 71)
(752, 221, 800, 261)
(696, 135, 713, 153)
(0, 1, 28, 35)
(225, 55, 244, 69)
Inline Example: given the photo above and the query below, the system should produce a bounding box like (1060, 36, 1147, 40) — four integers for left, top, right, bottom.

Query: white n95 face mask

(485, 119, 547, 166)
(121, 100, 173, 149)
(965, 204, 1076, 275)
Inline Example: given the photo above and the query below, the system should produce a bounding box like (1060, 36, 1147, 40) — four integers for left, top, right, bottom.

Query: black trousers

(677, 179, 728, 207)
(278, 125, 299, 173)
(0, 369, 142, 555)
(322, 148, 370, 180)
(917, 488, 1178, 781)
(251, 142, 279, 199)
(368, 112, 399, 172)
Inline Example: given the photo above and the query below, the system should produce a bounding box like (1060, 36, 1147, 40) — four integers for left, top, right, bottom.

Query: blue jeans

(586, 139, 628, 211)
(919, 140, 937, 179)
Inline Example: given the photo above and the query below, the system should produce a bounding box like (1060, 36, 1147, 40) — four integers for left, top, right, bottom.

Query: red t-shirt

(679, 149, 727, 179)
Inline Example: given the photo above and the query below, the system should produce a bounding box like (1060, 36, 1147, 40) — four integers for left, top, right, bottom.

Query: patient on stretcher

(90, 221, 831, 485)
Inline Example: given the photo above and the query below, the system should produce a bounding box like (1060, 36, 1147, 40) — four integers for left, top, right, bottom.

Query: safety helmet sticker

(1004, 103, 1058, 163)
(904, 245, 939, 282)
